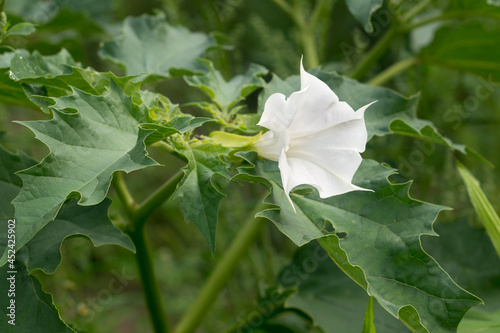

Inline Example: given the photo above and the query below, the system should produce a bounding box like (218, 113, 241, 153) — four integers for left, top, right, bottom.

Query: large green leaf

(0, 147, 132, 332)
(259, 71, 481, 158)
(23, 198, 135, 274)
(345, 0, 383, 32)
(0, 249, 75, 333)
(99, 14, 216, 78)
(420, 22, 500, 82)
(171, 139, 231, 253)
(0, 147, 134, 275)
(184, 60, 267, 111)
(0, 81, 158, 266)
(257, 159, 481, 332)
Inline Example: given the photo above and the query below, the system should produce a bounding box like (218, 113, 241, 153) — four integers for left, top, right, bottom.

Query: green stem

(175, 204, 268, 333)
(301, 24, 319, 68)
(402, 0, 433, 21)
(270, 0, 296, 21)
(349, 25, 399, 81)
(113, 171, 186, 333)
(129, 226, 171, 333)
(112, 172, 136, 216)
(367, 57, 419, 86)
(133, 171, 184, 227)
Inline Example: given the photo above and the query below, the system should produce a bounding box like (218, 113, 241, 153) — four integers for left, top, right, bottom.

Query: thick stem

(367, 57, 419, 86)
(130, 227, 171, 333)
(133, 171, 184, 227)
(175, 204, 268, 333)
(113, 170, 186, 333)
(349, 25, 399, 81)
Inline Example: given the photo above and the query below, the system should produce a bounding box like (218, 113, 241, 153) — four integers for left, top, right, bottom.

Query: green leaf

(0, 249, 75, 333)
(0, 146, 134, 275)
(5, 0, 112, 27)
(257, 159, 482, 332)
(363, 297, 377, 333)
(0, 50, 36, 107)
(4, 22, 36, 37)
(457, 162, 500, 258)
(0, 147, 36, 219)
(458, 308, 500, 333)
(345, 0, 383, 33)
(0, 70, 35, 107)
(278, 242, 407, 333)
(99, 14, 216, 78)
(171, 139, 232, 253)
(0, 81, 157, 266)
(10, 49, 80, 80)
(23, 198, 134, 274)
(184, 59, 267, 111)
(420, 22, 500, 82)
(8, 51, 143, 111)
(141, 116, 214, 146)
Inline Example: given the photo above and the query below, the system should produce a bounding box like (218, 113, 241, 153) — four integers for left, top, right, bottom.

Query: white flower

(255, 60, 375, 209)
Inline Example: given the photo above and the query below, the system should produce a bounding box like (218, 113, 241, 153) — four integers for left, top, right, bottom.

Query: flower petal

(284, 155, 370, 199)
(286, 62, 368, 138)
(287, 147, 363, 185)
(257, 93, 294, 132)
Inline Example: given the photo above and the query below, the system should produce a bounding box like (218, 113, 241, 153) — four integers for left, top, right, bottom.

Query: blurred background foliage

(1, 0, 500, 332)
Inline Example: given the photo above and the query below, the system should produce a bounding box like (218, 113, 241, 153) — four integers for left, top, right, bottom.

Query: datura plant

(1, 2, 500, 333)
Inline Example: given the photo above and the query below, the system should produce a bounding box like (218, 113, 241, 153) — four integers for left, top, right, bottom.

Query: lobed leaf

(0, 249, 75, 333)
(171, 139, 232, 253)
(257, 159, 482, 332)
(0, 147, 135, 274)
(0, 146, 134, 332)
(99, 14, 216, 78)
(0, 81, 158, 267)
(184, 59, 267, 111)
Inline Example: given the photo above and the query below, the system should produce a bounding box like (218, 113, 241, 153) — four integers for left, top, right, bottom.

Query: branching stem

(113, 170, 186, 333)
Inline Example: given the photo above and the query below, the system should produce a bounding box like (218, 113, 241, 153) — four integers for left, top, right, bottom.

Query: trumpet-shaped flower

(255, 60, 375, 209)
